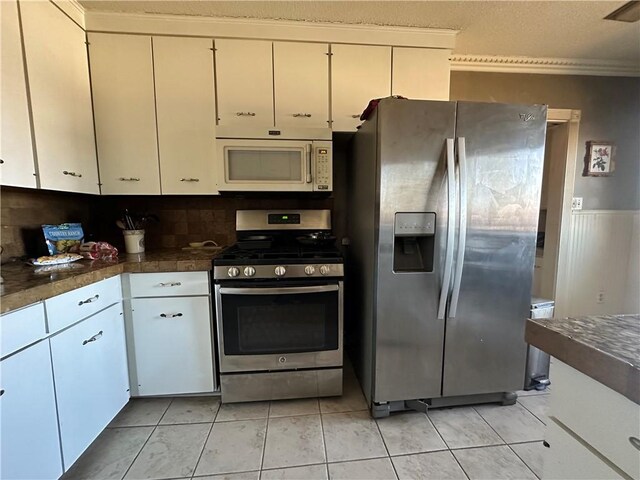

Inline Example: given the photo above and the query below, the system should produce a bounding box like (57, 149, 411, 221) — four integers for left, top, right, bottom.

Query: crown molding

(451, 54, 640, 77)
(51, 0, 86, 29)
(83, 11, 457, 49)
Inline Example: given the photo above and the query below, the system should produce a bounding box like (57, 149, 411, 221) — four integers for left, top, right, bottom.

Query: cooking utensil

(188, 240, 219, 248)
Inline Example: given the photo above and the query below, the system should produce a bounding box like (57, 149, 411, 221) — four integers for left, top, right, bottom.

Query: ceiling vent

(604, 1, 640, 22)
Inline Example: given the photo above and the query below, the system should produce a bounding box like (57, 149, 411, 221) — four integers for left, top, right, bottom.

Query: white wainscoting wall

(561, 210, 640, 317)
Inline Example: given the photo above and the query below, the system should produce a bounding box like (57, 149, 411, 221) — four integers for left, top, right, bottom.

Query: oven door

(215, 282, 343, 372)
(216, 139, 313, 192)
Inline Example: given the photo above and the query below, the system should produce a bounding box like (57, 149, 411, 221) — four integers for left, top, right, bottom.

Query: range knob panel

(243, 266, 256, 277)
(227, 267, 240, 278)
(304, 265, 316, 276)
(274, 266, 287, 277)
(319, 265, 331, 276)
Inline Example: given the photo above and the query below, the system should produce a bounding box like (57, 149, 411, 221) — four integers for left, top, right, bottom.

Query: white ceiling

(78, 1, 640, 63)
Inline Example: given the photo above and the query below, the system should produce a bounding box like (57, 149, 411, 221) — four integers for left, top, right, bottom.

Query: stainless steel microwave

(215, 135, 333, 193)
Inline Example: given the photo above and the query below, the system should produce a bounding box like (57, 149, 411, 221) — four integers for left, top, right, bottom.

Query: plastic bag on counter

(78, 242, 119, 261)
(42, 223, 84, 255)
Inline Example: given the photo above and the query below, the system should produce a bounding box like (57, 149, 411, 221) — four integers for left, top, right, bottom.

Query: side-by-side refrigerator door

(374, 99, 456, 403)
(442, 101, 547, 397)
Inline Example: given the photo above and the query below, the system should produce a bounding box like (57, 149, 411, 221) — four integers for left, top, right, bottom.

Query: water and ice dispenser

(393, 213, 436, 273)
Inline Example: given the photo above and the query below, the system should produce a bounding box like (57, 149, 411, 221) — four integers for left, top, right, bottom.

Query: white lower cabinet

(50, 302, 129, 470)
(0, 340, 62, 480)
(128, 296, 214, 396)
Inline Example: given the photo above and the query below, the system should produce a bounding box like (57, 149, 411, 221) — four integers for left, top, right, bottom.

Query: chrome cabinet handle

(119, 177, 140, 182)
(82, 330, 103, 345)
(293, 113, 312, 118)
(158, 282, 181, 287)
(630, 437, 640, 451)
(0, 389, 5, 396)
(236, 112, 256, 117)
(0, 159, 4, 164)
(351, 114, 360, 119)
(160, 313, 183, 318)
(449, 137, 468, 318)
(180, 178, 200, 182)
(437, 138, 456, 320)
(78, 294, 99, 306)
(63, 170, 82, 177)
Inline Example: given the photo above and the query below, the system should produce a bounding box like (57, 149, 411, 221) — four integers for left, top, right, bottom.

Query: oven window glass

(226, 148, 303, 182)
(221, 289, 339, 355)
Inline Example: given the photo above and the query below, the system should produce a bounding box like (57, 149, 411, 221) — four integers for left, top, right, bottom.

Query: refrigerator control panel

(394, 213, 436, 237)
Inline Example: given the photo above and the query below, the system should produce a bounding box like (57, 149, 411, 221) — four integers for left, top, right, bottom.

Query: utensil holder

(123, 229, 145, 254)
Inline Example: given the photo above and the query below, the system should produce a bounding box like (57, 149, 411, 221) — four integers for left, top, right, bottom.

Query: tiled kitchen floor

(62, 368, 550, 480)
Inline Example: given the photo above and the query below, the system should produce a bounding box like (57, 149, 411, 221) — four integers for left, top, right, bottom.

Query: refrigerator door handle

(450, 137, 468, 318)
(438, 138, 456, 320)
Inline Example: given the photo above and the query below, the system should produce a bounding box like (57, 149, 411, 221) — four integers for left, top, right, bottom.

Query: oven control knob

(274, 266, 287, 277)
(304, 265, 316, 276)
(319, 265, 331, 276)
(227, 267, 240, 278)
(244, 267, 256, 277)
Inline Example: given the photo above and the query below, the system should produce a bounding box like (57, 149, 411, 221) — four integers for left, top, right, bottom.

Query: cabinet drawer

(46, 275, 122, 334)
(129, 296, 214, 396)
(128, 272, 209, 298)
(550, 360, 640, 479)
(50, 302, 129, 469)
(1, 303, 46, 358)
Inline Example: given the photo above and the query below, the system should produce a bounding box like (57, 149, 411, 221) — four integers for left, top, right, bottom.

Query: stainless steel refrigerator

(346, 98, 547, 417)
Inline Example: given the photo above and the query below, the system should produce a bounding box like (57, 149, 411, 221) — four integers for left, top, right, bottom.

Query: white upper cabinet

(0, 0, 36, 189)
(331, 44, 391, 132)
(89, 33, 160, 195)
(273, 42, 330, 129)
(215, 39, 274, 128)
(20, 1, 99, 194)
(392, 47, 451, 100)
(153, 37, 217, 194)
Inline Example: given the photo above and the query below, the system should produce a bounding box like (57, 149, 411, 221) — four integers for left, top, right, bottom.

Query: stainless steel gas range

(213, 209, 344, 403)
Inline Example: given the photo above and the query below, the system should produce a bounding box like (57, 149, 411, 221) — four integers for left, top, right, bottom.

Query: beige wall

(450, 72, 640, 211)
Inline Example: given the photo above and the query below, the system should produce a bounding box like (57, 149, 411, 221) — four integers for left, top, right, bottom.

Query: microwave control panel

(314, 145, 332, 192)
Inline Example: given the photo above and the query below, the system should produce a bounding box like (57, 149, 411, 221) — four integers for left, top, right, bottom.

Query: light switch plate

(571, 197, 583, 210)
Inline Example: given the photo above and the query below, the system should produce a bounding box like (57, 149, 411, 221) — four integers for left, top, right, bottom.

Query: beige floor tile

(269, 398, 320, 418)
(428, 407, 503, 449)
(215, 402, 270, 422)
(263, 415, 326, 469)
(160, 396, 220, 425)
(510, 441, 545, 478)
(109, 398, 172, 427)
(392, 451, 467, 480)
(474, 403, 545, 443)
(517, 395, 550, 425)
(453, 445, 537, 480)
(319, 375, 368, 414)
(193, 472, 260, 480)
(322, 411, 387, 463)
(61, 427, 153, 480)
(377, 411, 447, 456)
(261, 464, 328, 480)
(124, 423, 211, 479)
(195, 419, 266, 476)
(328, 458, 397, 480)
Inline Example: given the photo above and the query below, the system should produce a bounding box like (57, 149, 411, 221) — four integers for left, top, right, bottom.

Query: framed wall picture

(584, 141, 616, 176)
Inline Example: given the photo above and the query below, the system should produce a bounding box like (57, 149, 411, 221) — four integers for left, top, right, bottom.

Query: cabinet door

(129, 296, 214, 396)
(89, 33, 160, 194)
(0, 0, 36, 188)
(215, 39, 274, 127)
(20, 1, 99, 194)
(0, 341, 62, 480)
(274, 42, 329, 129)
(153, 37, 217, 194)
(331, 44, 391, 132)
(392, 47, 450, 100)
(50, 303, 129, 469)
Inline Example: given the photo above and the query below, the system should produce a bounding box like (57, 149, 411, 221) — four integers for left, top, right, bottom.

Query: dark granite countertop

(0, 249, 222, 313)
(526, 314, 640, 404)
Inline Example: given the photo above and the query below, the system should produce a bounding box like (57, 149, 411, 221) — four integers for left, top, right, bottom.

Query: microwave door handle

(449, 137, 468, 318)
(306, 144, 312, 183)
(437, 138, 456, 320)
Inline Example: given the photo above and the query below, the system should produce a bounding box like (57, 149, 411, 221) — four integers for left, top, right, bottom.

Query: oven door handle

(219, 285, 339, 295)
